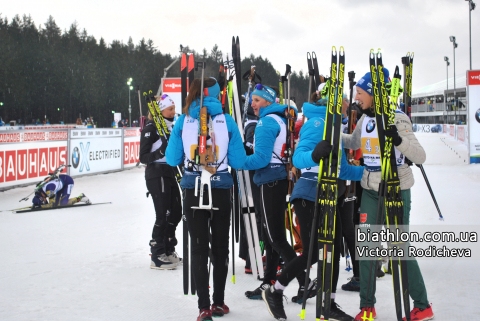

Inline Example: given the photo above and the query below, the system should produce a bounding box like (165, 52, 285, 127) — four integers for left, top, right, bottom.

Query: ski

(345, 71, 357, 201)
(188, 53, 196, 296)
(228, 36, 264, 281)
(307, 52, 314, 103)
(312, 51, 322, 88)
(14, 202, 112, 214)
(180, 52, 189, 296)
(284, 64, 297, 250)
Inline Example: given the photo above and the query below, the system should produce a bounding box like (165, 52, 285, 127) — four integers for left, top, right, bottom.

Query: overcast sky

(3, 0, 479, 92)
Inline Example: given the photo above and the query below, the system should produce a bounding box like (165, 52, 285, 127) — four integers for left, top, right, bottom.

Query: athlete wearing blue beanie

(356, 68, 390, 96)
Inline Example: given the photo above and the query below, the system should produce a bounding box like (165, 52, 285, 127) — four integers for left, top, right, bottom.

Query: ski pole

(417, 164, 444, 220)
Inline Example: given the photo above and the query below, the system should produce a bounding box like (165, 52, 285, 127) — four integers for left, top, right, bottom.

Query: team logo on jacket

(366, 119, 376, 133)
(360, 213, 367, 223)
(314, 120, 321, 127)
(476, 108, 480, 123)
(257, 120, 263, 127)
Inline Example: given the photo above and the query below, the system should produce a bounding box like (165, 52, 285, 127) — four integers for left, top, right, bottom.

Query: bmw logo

(475, 108, 480, 124)
(72, 147, 80, 169)
(366, 119, 376, 133)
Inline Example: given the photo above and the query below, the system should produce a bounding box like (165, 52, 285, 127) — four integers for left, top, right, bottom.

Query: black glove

(311, 140, 332, 163)
(154, 143, 167, 160)
(384, 125, 402, 146)
(244, 142, 254, 156)
(359, 157, 365, 166)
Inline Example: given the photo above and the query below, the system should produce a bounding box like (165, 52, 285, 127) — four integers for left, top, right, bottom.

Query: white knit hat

(158, 94, 175, 111)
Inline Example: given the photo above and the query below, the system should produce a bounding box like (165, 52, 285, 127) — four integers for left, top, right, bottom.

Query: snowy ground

(1, 133, 479, 321)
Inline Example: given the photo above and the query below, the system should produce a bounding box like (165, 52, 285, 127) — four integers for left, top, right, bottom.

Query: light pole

(444, 56, 450, 124)
(127, 78, 133, 127)
(466, 0, 476, 70)
(449, 36, 458, 125)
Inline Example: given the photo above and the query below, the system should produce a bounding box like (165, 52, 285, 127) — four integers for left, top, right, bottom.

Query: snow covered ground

(1, 133, 479, 321)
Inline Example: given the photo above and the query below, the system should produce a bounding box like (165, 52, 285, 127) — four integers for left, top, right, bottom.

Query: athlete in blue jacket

(262, 92, 364, 321)
(241, 84, 309, 304)
(166, 77, 245, 321)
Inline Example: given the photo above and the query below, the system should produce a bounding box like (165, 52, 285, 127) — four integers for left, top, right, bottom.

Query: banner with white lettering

(124, 129, 141, 167)
(0, 130, 68, 189)
(411, 124, 443, 133)
(467, 70, 480, 164)
(162, 78, 182, 115)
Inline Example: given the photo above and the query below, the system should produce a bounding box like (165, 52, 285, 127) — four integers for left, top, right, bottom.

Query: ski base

(14, 202, 112, 214)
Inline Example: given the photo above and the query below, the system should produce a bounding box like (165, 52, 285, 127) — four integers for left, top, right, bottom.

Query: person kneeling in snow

(32, 174, 90, 208)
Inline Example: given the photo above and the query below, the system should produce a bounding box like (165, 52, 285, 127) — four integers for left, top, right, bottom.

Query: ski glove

(384, 125, 402, 146)
(244, 142, 254, 156)
(311, 140, 332, 164)
(153, 143, 167, 160)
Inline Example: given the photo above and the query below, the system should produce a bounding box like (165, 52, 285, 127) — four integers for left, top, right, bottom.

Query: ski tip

(370, 48, 375, 54)
(332, 45, 336, 52)
(340, 46, 345, 53)
(181, 54, 187, 69)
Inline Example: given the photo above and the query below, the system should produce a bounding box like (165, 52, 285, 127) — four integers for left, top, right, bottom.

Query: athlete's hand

(154, 144, 167, 160)
(244, 142, 254, 156)
(384, 125, 402, 146)
(311, 140, 332, 164)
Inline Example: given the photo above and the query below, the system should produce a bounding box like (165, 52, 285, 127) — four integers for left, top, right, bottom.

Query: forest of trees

(0, 14, 310, 127)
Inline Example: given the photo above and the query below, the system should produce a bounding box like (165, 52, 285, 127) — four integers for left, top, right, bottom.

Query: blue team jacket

(165, 96, 246, 189)
(291, 100, 364, 203)
(242, 103, 297, 186)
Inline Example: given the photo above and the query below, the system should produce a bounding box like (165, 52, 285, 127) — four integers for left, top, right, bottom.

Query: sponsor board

(124, 129, 140, 167)
(162, 78, 183, 115)
(412, 124, 443, 133)
(70, 129, 121, 139)
(467, 70, 480, 163)
(0, 142, 67, 189)
(69, 138, 122, 176)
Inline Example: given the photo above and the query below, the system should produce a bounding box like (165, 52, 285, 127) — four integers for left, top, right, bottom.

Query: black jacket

(139, 121, 176, 180)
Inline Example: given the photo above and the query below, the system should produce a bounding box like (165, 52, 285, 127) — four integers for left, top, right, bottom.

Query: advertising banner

(412, 124, 443, 133)
(162, 78, 183, 115)
(0, 130, 68, 189)
(467, 70, 480, 163)
(69, 129, 122, 176)
(124, 129, 141, 167)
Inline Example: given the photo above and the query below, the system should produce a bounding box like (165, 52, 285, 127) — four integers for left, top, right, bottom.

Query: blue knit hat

(356, 68, 390, 96)
(251, 84, 276, 103)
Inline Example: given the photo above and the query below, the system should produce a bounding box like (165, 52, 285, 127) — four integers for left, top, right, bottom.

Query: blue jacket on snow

(291, 100, 364, 203)
(242, 102, 297, 186)
(165, 96, 246, 189)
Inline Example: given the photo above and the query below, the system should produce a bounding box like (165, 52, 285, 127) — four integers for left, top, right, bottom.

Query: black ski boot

(245, 282, 271, 300)
(341, 277, 360, 292)
(262, 285, 287, 321)
(325, 301, 354, 321)
(292, 278, 317, 304)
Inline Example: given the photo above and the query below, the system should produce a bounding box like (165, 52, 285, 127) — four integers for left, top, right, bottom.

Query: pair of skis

(364, 50, 411, 321)
(300, 47, 345, 321)
(225, 36, 264, 281)
(180, 52, 197, 296)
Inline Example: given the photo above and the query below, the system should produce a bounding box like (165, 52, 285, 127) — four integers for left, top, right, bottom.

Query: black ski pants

(184, 188, 231, 310)
(260, 179, 305, 286)
(277, 197, 342, 294)
(146, 176, 182, 256)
